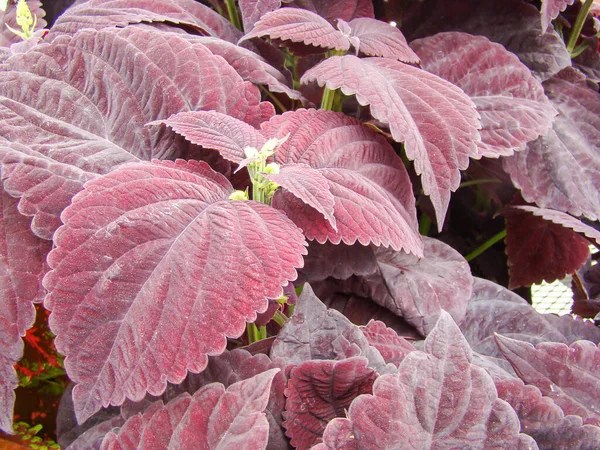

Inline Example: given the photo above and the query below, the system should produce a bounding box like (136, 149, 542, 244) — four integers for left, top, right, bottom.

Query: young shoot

(6, 0, 36, 40)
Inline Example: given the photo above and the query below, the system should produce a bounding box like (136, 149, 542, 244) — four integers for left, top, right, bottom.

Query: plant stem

(261, 86, 287, 112)
(247, 323, 260, 343)
(459, 178, 501, 189)
(272, 310, 288, 327)
(567, 0, 594, 54)
(321, 85, 336, 110)
(225, 0, 242, 31)
(419, 213, 431, 236)
(464, 229, 507, 262)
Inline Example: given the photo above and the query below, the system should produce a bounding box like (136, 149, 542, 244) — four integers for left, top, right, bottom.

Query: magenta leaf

(412, 32, 556, 159)
(239, 0, 282, 32)
(503, 206, 591, 288)
(240, 8, 350, 51)
(301, 56, 480, 228)
(154, 110, 267, 164)
(370, 236, 473, 335)
(317, 312, 536, 449)
(503, 68, 600, 221)
(101, 369, 279, 449)
(359, 320, 415, 368)
(50, 0, 241, 44)
(43, 160, 306, 423)
(495, 335, 600, 425)
(348, 18, 419, 63)
(283, 357, 377, 449)
(0, 192, 51, 434)
(262, 109, 422, 255)
(283, 0, 374, 22)
(541, 0, 575, 32)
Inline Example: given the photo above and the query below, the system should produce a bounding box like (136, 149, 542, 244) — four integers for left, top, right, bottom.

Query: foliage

(0, 0, 600, 448)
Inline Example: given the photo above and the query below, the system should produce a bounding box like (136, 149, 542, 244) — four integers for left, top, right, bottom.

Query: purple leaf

(317, 312, 536, 449)
(532, 415, 600, 450)
(412, 32, 556, 159)
(263, 163, 336, 229)
(101, 369, 279, 449)
(240, 8, 350, 51)
(0, 0, 47, 48)
(495, 335, 600, 425)
(282, 0, 374, 22)
(50, 0, 241, 44)
(154, 110, 267, 164)
(0, 192, 50, 434)
(263, 108, 422, 255)
(283, 357, 377, 449)
(348, 18, 419, 63)
(503, 205, 591, 289)
(359, 320, 415, 368)
(301, 56, 480, 228)
(503, 68, 600, 221)
(541, 0, 575, 33)
(43, 160, 306, 423)
(239, 0, 282, 32)
(370, 236, 473, 335)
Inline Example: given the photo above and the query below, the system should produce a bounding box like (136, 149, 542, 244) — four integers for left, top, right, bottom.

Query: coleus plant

(1, 0, 600, 448)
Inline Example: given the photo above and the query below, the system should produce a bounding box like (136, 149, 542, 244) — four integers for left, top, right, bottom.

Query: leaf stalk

(464, 229, 507, 262)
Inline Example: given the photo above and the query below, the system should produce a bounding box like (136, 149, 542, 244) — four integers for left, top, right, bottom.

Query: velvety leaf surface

(532, 415, 600, 450)
(270, 284, 393, 375)
(283, 0, 374, 22)
(504, 206, 591, 288)
(43, 160, 306, 423)
(101, 369, 279, 449)
(240, 0, 281, 32)
(0, 27, 272, 238)
(240, 8, 350, 51)
(301, 56, 480, 228)
(348, 18, 419, 63)
(359, 320, 415, 368)
(283, 357, 377, 449)
(503, 68, 600, 221)
(155, 110, 266, 164)
(262, 108, 422, 255)
(0, 0, 47, 47)
(316, 312, 536, 449)
(541, 0, 575, 32)
(49, 0, 241, 43)
(495, 335, 600, 425)
(370, 236, 473, 335)
(412, 32, 556, 159)
(0, 192, 50, 434)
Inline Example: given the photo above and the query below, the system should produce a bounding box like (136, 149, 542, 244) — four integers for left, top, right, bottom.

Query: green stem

(261, 86, 287, 113)
(419, 213, 431, 236)
(225, 0, 242, 31)
(459, 178, 501, 189)
(272, 310, 288, 327)
(247, 323, 260, 343)
(464, 229, 507, 262)
(321, 85, 336, 110)
(259, 325, 267, 340)
(567, 0, 594, 54)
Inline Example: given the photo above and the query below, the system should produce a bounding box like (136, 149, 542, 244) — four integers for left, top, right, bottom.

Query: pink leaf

(359, 320, 415, 368)
(301, 56, 480, 228)
(283, 357, 377, 449)
(282, 0, 374, 22)
(348, 18, 419, 63)
(412, 32, 556, 159)
(503, 68, 600, 221)
(318, 312, 536, 449)
(101, 369, 279, 449)
(541, 0, 575, 33)
(0, 192, 50, 434)
(262, 109, 422, 255)
(43, 160, 306, 423)
(239, 0, 282, 32)
(154, 111, 267, 164)
(240, 8, 350, 51)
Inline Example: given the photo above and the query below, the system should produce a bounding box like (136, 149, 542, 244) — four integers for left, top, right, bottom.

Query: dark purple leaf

(541, 0, 575, 32)
(542, 312, 600, 343)
(0, 0, 47, 48)
(495, 335, 600, 425)
(301, 56, 480, 228)
(503, 206, 591, 288)
(270, 284, 394, 375)
(50, 0, 241, 44)
(532, 415, 600, 450)
(369, 236, 473, 335)
(43, 160, 306, 423)
(154, 110, 266, 164)
(240, 8, 350, 51)
(348, 18, 419, 63)
(0, 191, 50, 434)
(240, 0, 282, 32)
(503, 68, 600, 221)
(283, 0, 374, 22)
(315, 312, 536, 449)
(283, 357, 377, 449)
(101, 369, 280, 449)
(263, 108, 422, 255)
(359, 320, 415, 368)
(412, 31, 556, 159)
